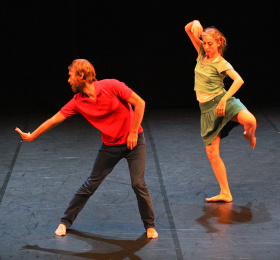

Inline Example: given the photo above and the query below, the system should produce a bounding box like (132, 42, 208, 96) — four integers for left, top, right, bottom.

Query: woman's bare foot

(55, 224, 67, 236)
(206, 193, 233, 203)
(146, 228, 158, 239)
(243, 131, 256, 149)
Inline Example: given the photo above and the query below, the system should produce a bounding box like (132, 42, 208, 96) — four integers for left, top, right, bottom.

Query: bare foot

(206, 193, 233, 203)
(243, 131, 256, 150)
(146, 228, 158, 239)
(55, 224, 67, 236)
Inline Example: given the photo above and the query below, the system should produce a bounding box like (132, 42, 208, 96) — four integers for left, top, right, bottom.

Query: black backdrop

(1, 0, 278, 113)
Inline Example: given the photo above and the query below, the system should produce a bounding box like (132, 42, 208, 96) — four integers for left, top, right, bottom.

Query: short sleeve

(60, 98, 79, 118)
(216, 59, 233, 74)
(107, 79, 133, 100)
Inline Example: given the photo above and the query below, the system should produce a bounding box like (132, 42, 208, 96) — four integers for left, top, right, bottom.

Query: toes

(55, 224, 66, 236)
(147, 228, 158, 239)
(206, 194, 232, 203)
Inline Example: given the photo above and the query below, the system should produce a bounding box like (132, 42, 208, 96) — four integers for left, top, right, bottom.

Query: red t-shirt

(60, 79, 143, 146)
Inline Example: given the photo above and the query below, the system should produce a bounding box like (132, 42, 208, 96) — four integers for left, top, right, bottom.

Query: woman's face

(202, 34, 221, 57)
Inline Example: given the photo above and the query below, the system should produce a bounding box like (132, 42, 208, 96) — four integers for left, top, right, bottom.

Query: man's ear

(79, 72, 85, 80)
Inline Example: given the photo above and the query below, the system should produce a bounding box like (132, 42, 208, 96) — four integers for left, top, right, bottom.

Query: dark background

(1, 0, 278, 114)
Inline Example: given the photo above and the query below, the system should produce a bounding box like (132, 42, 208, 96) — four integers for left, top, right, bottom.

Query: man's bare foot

(146, 228, 158, 239)
(55, 224, 67, 236)
(243, 131, 256, 149)
(206, 193, 233, 203)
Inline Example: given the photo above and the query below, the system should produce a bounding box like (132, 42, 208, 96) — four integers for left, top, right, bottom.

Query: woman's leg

(231, 109, 257, 149)
(205, 134, 233, 202)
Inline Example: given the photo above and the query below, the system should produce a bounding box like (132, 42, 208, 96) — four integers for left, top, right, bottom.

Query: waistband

(199, 92, 226, 113)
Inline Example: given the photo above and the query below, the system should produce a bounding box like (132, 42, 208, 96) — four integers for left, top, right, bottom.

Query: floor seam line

(0, 116, 29, 205)
(144, 118, 184, 260)
(262, 112, 280, 133)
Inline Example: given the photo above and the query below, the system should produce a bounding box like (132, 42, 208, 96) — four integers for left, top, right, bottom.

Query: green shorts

(199, 92, 247, 146)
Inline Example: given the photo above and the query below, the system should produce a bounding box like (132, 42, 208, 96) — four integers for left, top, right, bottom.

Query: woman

(185, 20, 256, 202)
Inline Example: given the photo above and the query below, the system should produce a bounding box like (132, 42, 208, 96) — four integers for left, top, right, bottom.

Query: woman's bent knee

(248, 115, 257, 128)
(238, 110, 257, 128)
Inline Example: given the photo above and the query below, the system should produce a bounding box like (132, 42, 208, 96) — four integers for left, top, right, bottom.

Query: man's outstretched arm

(15, 111, 67, 142)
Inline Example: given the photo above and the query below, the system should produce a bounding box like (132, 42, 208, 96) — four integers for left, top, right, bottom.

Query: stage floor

(1, 107, 279, 259)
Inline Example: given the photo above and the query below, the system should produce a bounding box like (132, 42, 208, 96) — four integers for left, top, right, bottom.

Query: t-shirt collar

(80, 81, 100, 100)
(94, 81, 101, 96)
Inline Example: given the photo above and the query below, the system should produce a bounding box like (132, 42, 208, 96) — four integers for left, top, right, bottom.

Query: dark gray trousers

(61, 133, 155, 230)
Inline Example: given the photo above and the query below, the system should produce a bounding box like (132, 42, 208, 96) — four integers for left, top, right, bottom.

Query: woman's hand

(216, 69, 244, 118)
(191, 20, 203, 38)
(185, 20, 203, 53)
(216, 98, 227, 117)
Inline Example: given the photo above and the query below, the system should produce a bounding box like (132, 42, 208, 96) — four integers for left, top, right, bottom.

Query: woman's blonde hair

(202, 27, 227, 56)
(68, 59, 96, 83)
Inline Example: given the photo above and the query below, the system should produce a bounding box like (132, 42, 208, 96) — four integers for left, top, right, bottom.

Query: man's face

(68, 69, 85, 93)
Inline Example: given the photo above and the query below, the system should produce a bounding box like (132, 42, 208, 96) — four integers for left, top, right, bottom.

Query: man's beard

(71, 81, 86, 93)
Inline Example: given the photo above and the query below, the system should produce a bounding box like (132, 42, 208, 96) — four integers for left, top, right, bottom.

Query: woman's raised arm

(185, 20, 203, 53)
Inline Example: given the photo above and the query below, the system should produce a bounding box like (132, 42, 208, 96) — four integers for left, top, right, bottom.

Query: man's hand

(15, 128, 34, 142)
(127, 132, 138, 150)
(126, 92, 145, 150)
(15, 112, 66, 143)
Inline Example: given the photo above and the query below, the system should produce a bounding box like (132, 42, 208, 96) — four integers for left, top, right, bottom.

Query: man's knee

(131, 180, 147, 192)
(78, 176, 103, 195)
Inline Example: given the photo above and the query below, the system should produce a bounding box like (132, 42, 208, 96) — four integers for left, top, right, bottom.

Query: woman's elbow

(236, 77, 244, 86)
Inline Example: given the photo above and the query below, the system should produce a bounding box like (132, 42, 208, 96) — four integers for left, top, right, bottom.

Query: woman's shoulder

(217, 56, 229, 64)
(214, 56, 231, 67)
(215, 56, 233, 72)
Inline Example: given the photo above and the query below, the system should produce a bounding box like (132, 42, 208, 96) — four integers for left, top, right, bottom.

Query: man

(15, 59, 158, 239)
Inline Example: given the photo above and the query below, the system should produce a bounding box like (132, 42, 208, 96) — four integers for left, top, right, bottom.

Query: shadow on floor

(22, 230, 152, 259)
(196, 202, 272, 233)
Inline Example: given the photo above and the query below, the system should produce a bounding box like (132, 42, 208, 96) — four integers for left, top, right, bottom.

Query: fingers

(216, 108, 225, 117)
(216, 99, 226, 117)
(127, 141, 137, 150)
(191, 21, 203, 37)
(127, 133, 138, 150)
(15, 127, 32, 141)
(191, 27, 198, 37)
(15, 127, 27, 136)
(15, 127, 30, 135)
(15, 127, 22, 134)
(192, 28, 202, 38)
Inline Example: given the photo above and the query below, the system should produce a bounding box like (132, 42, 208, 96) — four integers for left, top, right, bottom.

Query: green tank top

(194, 43, 233, 94)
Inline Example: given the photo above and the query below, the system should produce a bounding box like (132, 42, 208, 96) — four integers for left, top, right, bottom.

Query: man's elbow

(51, 112, 67, 125)
(135, 98, 145, 108)
(134, 99, 145, 112)
(139, 99, 145, 112)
